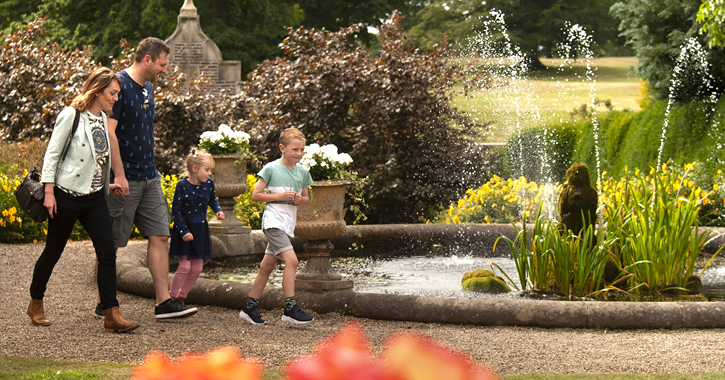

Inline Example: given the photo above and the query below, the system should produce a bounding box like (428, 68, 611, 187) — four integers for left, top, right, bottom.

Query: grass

(0, 357, 133, 380)
(2, 357, 724, 380)
(454, 57, 641, 142)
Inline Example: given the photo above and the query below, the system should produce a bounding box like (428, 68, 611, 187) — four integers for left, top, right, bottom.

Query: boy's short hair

(135, 37, 170, 63)
(279, 127, 306, 146)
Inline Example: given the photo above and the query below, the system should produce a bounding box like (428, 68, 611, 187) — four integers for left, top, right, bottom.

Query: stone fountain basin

(116, 224, 725, 329)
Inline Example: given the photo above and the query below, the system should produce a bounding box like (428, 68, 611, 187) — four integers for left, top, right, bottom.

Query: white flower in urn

(198, 124, 253, 158)
(300, 143, 354, 180)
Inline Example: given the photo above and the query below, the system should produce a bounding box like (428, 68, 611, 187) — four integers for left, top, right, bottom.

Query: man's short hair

(279, 127, 306, 146)
(135, 37, 170, 63)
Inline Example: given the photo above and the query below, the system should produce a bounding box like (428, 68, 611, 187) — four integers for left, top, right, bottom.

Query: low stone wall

(291, 224, 725, 257)
(117, 241, 725, 329)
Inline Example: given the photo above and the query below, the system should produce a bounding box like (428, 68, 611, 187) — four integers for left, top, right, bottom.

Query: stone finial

(180, 0, 197, 18)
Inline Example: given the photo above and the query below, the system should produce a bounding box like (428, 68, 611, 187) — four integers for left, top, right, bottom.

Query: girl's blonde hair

(69, 67, 121, 113)
(185, 148, 215, 177)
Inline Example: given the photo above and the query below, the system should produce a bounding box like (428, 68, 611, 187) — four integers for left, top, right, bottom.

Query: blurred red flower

(132, 346, 263, 380)
(285, 322, 500, 380)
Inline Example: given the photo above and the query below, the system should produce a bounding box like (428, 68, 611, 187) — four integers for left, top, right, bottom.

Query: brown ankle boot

(176, 297, 185, 305)
(103, 307, 140, 333)
(27, 298, 50, 326)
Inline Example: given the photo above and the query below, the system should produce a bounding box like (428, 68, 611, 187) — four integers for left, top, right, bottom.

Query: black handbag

(13, 109, 80, 223)
(13, 167, 49, 223)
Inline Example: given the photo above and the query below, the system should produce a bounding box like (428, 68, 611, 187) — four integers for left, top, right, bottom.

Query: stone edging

(117, 241, 725, 329)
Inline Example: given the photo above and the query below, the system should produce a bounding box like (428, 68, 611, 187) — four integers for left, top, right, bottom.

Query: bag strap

(60, 109, 80, 162)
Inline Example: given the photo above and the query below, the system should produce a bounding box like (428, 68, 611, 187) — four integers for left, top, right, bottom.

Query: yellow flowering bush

(599, 162, 725, 227)
(233, 174, 264, 230)
(446, 161, 725, 227)
(444, 175, 561, 224)
(0, 170, 263, 244)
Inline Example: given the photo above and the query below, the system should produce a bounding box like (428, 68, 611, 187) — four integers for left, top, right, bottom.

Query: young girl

(169, 149, 225, 304)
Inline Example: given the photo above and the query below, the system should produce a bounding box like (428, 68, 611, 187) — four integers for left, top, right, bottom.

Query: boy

(240, 127, 314, 325)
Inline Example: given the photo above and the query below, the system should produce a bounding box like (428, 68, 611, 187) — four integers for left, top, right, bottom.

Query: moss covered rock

(461, 269, 495, 283)
(462, 276, 511, 293)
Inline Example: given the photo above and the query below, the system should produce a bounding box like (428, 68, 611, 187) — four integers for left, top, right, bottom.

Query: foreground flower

(383, 332, 500, 380)
(284, 322, 500, 380)
(132, 346, 263, 380)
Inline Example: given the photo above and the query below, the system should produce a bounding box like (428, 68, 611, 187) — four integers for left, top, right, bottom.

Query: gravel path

(2, 241, 725, 376)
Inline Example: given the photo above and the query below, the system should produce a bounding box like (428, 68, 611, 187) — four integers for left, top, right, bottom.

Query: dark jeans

(30, 188, 119, 309)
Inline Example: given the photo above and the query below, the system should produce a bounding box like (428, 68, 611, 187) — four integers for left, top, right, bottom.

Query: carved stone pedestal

(209, 154, 250, 257)
(295, 180, 354, 291)
(295, 240, 353, 291)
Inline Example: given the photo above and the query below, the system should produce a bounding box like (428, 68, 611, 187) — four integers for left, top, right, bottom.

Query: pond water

(203, 253, 725, 301)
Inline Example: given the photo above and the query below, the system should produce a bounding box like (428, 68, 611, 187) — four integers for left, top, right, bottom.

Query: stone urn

(295, 179, 354, 291)
(208, 153, 251, 257)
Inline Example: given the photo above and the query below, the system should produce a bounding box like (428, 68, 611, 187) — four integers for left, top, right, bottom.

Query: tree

(296, 0, 409, 46)
(611, 0, 725, 100)
(698, 0, 725, 48)
(1, 0, 304, 77)
(405, 0, 627, 58)
(239, 14, 490, 223)
(0, 0, 42, 33)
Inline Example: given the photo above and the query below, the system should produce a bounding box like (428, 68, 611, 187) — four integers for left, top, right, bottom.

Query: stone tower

(165, 0, 242, 94)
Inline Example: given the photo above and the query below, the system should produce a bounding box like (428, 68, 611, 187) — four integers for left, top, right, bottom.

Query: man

(102, 37, 197, 319)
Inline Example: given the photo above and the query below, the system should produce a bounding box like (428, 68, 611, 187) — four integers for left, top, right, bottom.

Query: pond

(202, 253, 725, 301)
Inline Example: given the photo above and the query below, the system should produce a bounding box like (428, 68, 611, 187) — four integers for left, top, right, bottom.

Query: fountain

(113, 10, 725, 329)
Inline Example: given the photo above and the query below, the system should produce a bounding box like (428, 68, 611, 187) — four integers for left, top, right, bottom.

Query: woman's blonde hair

(185, 148, 215, 177)
(69, 67, 121, 113)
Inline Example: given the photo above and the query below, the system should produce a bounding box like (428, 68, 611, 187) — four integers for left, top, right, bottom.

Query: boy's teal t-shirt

(258, 159, 313, 237)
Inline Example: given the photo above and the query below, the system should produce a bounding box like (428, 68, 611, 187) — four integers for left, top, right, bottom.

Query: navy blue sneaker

(239, 304, 266, 325)
(281, 305, 314, 324)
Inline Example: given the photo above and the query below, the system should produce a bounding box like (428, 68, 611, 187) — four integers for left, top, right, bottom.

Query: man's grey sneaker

(281, 305, 314, 324)
(93, 303, 104, 318)
(154, 298, 198, 319)
(239, 305, 266, 325)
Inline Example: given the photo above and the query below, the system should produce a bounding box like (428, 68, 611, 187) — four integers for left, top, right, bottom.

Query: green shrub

(499, 123, 578, 184)
(571, 99, 725, 180)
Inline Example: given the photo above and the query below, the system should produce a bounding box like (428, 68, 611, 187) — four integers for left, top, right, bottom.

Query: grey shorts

(106, 173, 170, 247)
(264, 228, 294, 259)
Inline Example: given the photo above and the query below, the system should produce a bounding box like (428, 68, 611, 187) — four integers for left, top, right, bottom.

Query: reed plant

(601, 164, 720, 294)
(494, 210, 551, 291)
(496, 207, 615, 297)
(550, 224, 613, 297)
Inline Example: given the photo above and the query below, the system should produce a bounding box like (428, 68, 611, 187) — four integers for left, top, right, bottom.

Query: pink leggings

(170, 257, 204, 299)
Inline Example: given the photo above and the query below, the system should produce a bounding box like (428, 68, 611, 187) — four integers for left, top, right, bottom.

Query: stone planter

(208, 153, 251, 257)
(295, 179, 354, 291)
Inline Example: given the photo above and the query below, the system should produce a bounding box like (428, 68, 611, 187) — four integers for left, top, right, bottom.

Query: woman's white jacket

(41, 107, 111, 195)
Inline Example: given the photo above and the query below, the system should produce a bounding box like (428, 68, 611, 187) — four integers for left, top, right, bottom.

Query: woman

(28, 67, 140, 333)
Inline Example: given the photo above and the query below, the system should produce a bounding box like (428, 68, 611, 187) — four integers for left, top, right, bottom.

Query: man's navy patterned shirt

(110, 70, 157, 181)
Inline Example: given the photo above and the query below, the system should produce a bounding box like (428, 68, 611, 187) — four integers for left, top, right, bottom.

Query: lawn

(3, 356, 724, 380)
(453, 57, 641, 142)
